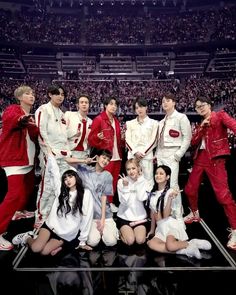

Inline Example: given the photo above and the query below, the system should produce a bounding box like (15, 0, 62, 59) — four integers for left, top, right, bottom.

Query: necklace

(51, 103, 61, 122)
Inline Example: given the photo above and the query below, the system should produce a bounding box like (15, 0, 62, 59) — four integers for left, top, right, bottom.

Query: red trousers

(0, 169, 35, 233)
(185, 149, 236, 229)
(104, 160, 121, 203)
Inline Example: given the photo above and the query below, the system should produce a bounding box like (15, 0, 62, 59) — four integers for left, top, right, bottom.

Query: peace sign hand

(84, 156, 97, 164)
(119, 173, 129, 186)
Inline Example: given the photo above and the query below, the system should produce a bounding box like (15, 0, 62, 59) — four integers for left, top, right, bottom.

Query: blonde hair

(14, 86, 33, 100)
(125, 158, 140, 170)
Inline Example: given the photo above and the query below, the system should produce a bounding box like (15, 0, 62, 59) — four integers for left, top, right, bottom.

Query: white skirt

(155, 216, 188, 242)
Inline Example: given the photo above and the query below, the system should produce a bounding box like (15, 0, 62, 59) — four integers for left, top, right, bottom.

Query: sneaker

(12, 231, 34, 246)
(227, 228, 236, 251)
(189, 239, 212, 250)
(177, 244, 202, 259)
(184, 210, 201, 224)
(0, 234, 14, 251)
(110, 203, 118, 213)
(12, 210, 35, 221)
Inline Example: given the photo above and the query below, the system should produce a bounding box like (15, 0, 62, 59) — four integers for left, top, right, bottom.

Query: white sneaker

(12, 231, 34, 246)
(177, 244, 202, 259)
(110, 203, 118, 213)
(189, 239, 212, 250)
(227, 228, 236, 251)
(0, 234, 13, 251)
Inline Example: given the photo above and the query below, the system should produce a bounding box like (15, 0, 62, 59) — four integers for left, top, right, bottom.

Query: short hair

(103, 97, 120, 107)
(76, 94, 90, 104)
(14, 86, 33, 100)
(194, 96, 213, 107)
(163, 92, 177, 102)
(133, 97, 147, 111)
(96, 149, 112, 160)
(47, 84, 66, 97)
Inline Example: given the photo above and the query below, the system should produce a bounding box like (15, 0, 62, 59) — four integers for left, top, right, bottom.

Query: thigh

(185, 164, 204, 193)
(120, 224, 135, 240)
(41, 238, 64, 255)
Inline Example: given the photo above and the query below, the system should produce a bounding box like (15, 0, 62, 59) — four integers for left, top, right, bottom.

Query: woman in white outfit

(117, 159, 149, 246)
(147, 165, 211, 259)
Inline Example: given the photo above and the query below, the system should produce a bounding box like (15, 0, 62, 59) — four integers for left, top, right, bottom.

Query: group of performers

(0, 84, 236, 257)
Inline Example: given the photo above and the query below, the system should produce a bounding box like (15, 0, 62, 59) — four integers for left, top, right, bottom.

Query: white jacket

(117, 175, 148, 221)
(126, 116, 158, 160)
(157, 110, 191, 160)
(64, 111, 92, 152)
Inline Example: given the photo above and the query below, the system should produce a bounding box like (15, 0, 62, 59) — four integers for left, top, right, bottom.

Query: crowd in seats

(1, 78, 236, 119)
(0, 5, 236, 45)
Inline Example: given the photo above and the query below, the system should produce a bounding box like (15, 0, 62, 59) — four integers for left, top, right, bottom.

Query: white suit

(156, 110, 192, 219)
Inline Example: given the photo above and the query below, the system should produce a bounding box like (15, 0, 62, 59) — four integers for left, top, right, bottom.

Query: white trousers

(87, 218, 119, 247)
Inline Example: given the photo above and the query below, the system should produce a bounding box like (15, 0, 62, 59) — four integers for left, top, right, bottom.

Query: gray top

(77, 165, 113, 219)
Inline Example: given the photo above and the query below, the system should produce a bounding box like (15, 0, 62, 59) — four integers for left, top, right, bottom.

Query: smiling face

(126, 161, 140, 181)
(96, 154, 111, 169)
(155, 167, 170, 186)
(195, 100, 212, 118)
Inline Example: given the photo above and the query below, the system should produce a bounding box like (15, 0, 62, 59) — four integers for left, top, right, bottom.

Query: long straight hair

(57, 170, 84, 217)
(149, 165, 171, 218)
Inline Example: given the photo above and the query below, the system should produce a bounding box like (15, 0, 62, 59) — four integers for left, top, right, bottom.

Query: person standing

(34, 84, 71, 228)
(65, 94, 92, 159)
(155, 92, 192, 219)
(184, 96, 236, 251)
(125, 97, 158, 191)
(0, 86, 38, 250)
(88, 97, 124, 212)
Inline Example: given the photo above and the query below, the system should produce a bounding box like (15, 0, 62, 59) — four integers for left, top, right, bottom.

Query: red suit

(88, 111, 124, 202)
(0, 105, 38, 234)
(184, 110, 236, 229)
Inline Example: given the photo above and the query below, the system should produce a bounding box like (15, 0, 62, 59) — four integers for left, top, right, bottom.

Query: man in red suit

(0, 86, 38, 250)
(184, 96, 236, 250)
(88, 97, 125, 212)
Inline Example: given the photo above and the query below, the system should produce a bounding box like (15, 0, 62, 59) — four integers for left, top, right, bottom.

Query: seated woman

(147, 165, 211, 259)
(12, 156, 93, 256)
(117, 159, 149, 246)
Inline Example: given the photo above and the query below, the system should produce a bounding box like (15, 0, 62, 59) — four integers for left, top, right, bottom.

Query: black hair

(194, 96, 213, 107)
(148, 165, 171, 218)
(163, 92, 177, 103)
(103, 97, 120, 107)
(57, 170, 84, 217)
(96, 148, 112, 160)
(47, 84, 66, 98)
(133, 97, 147, 111)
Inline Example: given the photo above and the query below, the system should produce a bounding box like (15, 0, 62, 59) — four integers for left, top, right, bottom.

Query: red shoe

(227, 228, 236, 251)
(184, 210, 201, 224)
(0, 234, 14, 251)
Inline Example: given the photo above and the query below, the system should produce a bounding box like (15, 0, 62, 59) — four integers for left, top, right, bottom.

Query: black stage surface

(1, 154, 236, 295)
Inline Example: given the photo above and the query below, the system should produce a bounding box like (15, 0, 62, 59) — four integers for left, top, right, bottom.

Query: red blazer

(191, 110, 236, 160)
(0, 105, 38, 167)
(88, 111, 124, 158)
